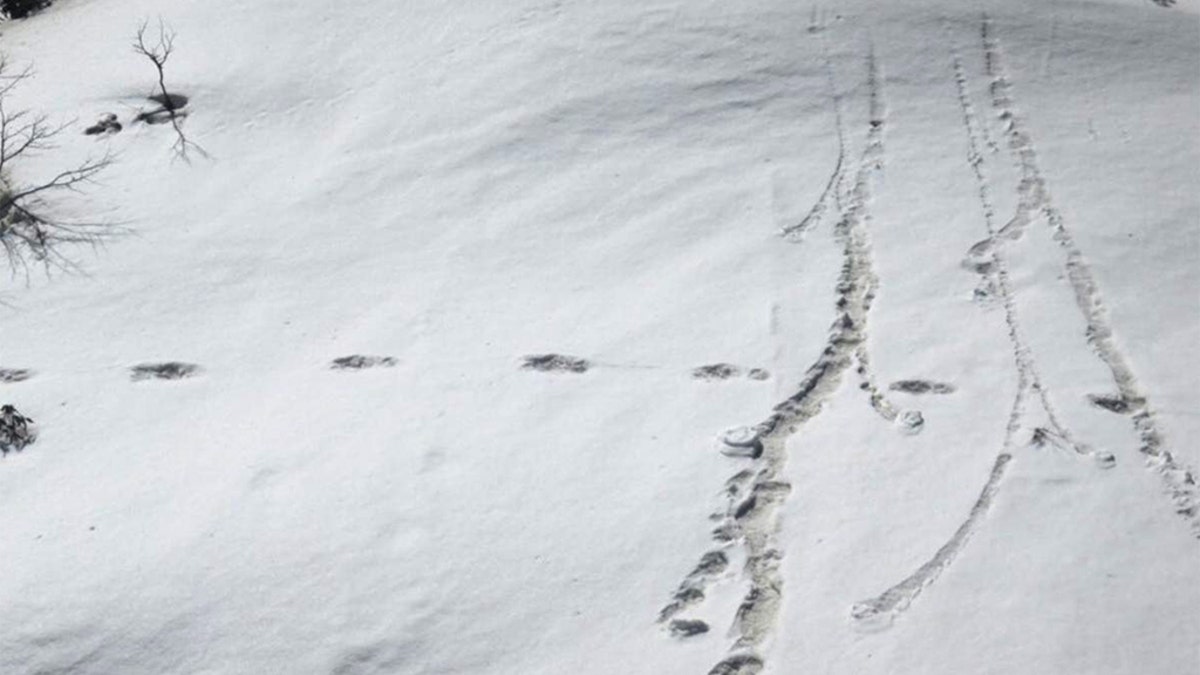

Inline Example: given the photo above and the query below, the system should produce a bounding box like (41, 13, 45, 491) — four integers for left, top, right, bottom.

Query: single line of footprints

(0, 352, 776, 458)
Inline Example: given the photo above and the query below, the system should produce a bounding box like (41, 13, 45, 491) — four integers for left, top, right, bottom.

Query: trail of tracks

(851, 13, 1198, 631)
(659, 34, 912, 674)
(976, 15, 1198, 534)
(661, 14, 1197, 670)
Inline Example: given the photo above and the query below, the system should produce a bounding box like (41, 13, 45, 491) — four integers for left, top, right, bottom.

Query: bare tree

(133, 19, 205, 161)
(0, 56, 115, 277)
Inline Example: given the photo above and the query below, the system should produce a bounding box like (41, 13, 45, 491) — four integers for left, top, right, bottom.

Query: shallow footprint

(330, 355, 398, 370)
(889, 379, 955, 395)
(130, 362, 202, 381)
(0, 368, 34, 384)
(521, 354, 590, 373)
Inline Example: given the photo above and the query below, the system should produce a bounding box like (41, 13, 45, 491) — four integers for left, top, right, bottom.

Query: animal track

(668, 619, 710, 638)
(851, 451, 1013, 630)
(976, 14, 1196, 531)
(850, 13, 1190, 630)
(1087, 393, 1131, 414)
(708, 653, 764, 675)
(130, 362, 202, 381)
(0, 368, 33, 383)
(520, 354, 591, 373)
(330, 355, 398, 370)
(663, 37, 916, 673)
(693, 364, 740, 380)
(889, 379, 956, 395)
(692, 364, 772, 381)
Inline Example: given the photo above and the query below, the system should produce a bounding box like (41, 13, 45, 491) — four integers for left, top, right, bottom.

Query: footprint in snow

(0, 369, 34, 384)
(330, 355, 398, 370)
(130, 362, 202, 381)
(521, 354, 591, 373)
(692, 364, 770, 381)
(888, 379, 956, 395)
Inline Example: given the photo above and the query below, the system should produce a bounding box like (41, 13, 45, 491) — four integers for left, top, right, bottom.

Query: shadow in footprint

(131, 362, 202, 381)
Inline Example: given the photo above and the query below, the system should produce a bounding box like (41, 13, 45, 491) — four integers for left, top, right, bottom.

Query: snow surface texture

(1, 0, 1197, 673)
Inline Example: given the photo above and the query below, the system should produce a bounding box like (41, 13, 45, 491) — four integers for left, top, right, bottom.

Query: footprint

(130, 362, 202, 381)
(521, 354, 590, 373)
(693, 364, 741, 380)
(0, 369, 33, 384)
(693, 364, 771, 381)
(889, 379, 956, 395)
(708, 653, 764, 675)
(720, 427, 763, 459)
(669, 619, 710, 638)
(330, 355, 398, 370)
(1086, 393, 1131, 414)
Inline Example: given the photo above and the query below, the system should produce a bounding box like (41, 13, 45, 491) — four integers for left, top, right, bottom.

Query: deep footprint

(668, 619, 710, 638)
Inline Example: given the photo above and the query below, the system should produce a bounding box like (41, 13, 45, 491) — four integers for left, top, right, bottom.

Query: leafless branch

(133, 19, 175, 108)
(133, 18, 206, 162)
(0, 56, 118, 280)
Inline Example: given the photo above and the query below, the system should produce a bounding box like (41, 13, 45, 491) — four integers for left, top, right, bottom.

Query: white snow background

(0, 0, 1197, 673)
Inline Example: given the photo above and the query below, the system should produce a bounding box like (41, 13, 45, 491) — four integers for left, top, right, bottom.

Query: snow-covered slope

(0, 1, 1196, 673)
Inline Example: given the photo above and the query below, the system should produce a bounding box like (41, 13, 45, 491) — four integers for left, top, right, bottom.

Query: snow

(0, 0, 1196, 673)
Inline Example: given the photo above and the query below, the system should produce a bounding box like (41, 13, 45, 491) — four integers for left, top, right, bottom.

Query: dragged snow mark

(844, 47, 918, 433)
(852, 450, 1014, 630)
(520, 354, 591, 373)
(781, 14, 849, 242)
(130, 362, 202, 381)
(947, 18, 1101, 466)
(890, 379, 956, 395)
(850, 20, 1133, 631)
(330, 355, 398, 370)
(981, 14, 1198, 533)
(664, 39, 915, 672)
(0, 368, 33, 383)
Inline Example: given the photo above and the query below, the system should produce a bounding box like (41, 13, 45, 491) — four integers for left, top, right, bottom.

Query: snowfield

(0, 0, 1197, 673)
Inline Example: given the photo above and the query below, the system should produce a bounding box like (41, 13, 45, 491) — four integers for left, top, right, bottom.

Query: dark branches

(0, 57, 115, 278)
(133, 19, 206, 161)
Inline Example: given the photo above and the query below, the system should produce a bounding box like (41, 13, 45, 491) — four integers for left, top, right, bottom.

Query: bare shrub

(133, 19, 206, 161)
(0, 56, 114, 277)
